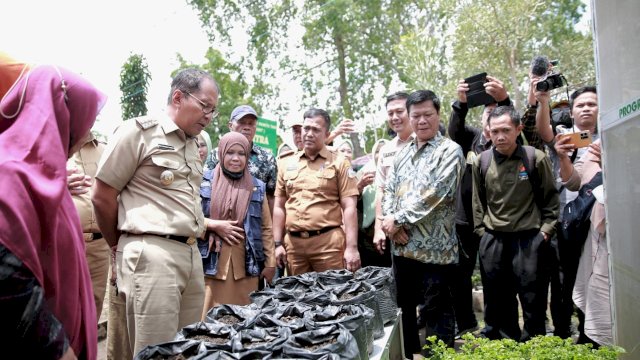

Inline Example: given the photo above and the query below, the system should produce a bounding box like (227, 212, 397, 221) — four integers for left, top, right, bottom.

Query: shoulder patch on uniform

(135, 116, 159, 130)
(278, 149, 294, 159)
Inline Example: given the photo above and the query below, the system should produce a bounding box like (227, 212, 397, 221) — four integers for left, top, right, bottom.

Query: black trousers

(450, 223, 480, 331)
(393, 256, 455, 357)
(549, 227, 582, 337)
(479, 229, 550, 341)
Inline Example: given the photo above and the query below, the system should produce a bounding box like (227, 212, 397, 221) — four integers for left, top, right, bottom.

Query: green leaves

(425, 334, 625, 359)
(119, 53, 151, 120)
(171, 48, 257, 146)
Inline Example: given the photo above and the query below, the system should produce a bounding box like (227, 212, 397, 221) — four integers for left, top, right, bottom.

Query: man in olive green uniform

(273, 108, 361, 275)
(93, 68, 223, 357)
(472, 106, 559, 342)
(66, 132, 109, 319)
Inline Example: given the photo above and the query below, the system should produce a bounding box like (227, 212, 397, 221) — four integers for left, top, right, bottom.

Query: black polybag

(253, 302, 311, 333)
(305, 304, 374, 359)
(133, 339, 204, 360)
(231, 326, 291, 355)
(204, 304, 261, 330)
(329, 281, 384, 339)
(273, 272, 317, 291)
(315, 269, 354, 289)
(175, 322, 235, 351)
(354, 266, 398, 324)
(281, 324, 361, 360)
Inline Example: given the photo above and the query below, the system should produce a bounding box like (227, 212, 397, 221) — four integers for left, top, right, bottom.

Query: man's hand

(381, 215, 399, 236)
(343, 246, 361, 272)
(373, 229, 387, 254)
(532, 78, 551, 105)
(541, 232, 550, 242)
(209, 220, 244, 246)
(275, 245, 287, 268)
(588, 141, 602, 165)
(485, 76, 508, 102)
(356, 171, 375, 194)
(553, 133, 576, 159)
(67, 168, 92, 195)
(261, 267, 276, 285)
(391, 227, 409, 245)
(457, 79, 469, 103)
(334, 119, 355, 136)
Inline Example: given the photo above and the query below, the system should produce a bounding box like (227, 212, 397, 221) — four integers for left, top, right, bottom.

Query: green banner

(254, 117, 278, 155)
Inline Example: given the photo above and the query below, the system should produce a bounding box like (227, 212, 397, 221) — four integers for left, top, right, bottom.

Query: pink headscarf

(0, 65, 106, 359)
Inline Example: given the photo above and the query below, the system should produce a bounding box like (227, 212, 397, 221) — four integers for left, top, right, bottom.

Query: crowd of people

(0, 53, 611, 360)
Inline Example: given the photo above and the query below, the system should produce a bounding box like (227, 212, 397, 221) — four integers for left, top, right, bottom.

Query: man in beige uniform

(373, 91, 414, 254)
(66, 132, 110, 319)
(93, 68, 223, 357)
(273, 108, 361, 275)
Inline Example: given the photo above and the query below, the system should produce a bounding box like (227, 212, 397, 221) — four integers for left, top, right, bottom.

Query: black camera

(536, 73, 565, 92)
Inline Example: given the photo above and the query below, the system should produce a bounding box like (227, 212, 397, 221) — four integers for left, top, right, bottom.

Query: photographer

(447, 75, 512, 338)
(534, 76, 599, 339)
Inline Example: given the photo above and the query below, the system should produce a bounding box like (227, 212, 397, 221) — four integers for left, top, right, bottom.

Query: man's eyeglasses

(185, 92, 219, 118)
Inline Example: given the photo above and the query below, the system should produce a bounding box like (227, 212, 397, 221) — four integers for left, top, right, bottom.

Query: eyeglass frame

(184, 91, 219, 118)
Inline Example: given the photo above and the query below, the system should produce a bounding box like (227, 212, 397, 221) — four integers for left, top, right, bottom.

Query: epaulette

(278, 149, 295, 159)
(135, 116, 159, 130)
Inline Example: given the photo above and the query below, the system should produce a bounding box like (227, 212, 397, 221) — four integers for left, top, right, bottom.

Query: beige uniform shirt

(67, 134, 105, 234)
(275, 147, 359, 232)
(375, 134, 414, 191)
(96, 115, 205, 237)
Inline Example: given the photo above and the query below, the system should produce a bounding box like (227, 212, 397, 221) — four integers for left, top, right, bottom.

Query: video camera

(531, 56, 566, 92)
(537, 72, 565, 92)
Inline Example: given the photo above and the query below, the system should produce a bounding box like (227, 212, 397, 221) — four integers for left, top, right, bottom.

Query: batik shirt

(205, 142, 277, 194)
(382, 134, 464, 265)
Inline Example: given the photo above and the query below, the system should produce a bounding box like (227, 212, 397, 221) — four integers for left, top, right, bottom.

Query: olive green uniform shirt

(471, 145, 559, 237)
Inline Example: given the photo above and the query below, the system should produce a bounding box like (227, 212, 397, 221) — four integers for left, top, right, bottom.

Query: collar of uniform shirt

(493, 143, 525, 165)
(298, 146, 330, 161)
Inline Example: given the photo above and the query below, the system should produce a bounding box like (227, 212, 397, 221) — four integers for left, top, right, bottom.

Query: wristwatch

(275, 241, 283, 247)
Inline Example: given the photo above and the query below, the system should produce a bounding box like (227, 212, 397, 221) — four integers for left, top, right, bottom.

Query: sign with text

(254, 117, 277, 155)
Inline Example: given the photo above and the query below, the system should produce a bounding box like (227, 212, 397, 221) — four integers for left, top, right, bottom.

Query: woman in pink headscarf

(0, 64, 106, 359)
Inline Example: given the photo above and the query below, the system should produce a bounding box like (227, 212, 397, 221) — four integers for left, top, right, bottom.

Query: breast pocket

(318, 167, 338, 197)
(283, 170, 299, 195)
(150, 155, 180, 188)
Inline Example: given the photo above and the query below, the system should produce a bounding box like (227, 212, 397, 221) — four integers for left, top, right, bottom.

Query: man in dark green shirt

(471, 106, 559, 342)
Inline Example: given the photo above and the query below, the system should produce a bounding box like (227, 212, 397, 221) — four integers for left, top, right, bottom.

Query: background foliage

(171, 48, 258, 146)
(119, 53, 151, 120)
(182, 0, 594, 153)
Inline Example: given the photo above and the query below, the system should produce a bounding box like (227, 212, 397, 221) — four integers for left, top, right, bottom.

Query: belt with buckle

(288, 226, 339, 239)
(125, 232, 196, 245)
(83, 232, 103, 241)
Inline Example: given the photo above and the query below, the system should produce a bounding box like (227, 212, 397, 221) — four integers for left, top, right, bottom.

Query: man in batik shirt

(381, 90, 464, 359)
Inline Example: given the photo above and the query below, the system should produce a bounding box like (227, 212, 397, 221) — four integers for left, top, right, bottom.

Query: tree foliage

(119, 53, 151, 120)
(397, 0, 594, 128)
(188, 0, 428, 157)
(187, 0, 594, 147)
(172, 48, 257, 146)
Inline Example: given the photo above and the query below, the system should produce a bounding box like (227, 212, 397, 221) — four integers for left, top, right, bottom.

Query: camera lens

(536, 80, 549, 92)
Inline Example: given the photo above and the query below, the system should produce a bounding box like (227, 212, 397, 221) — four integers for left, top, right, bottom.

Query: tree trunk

(333, 31, 364, 158)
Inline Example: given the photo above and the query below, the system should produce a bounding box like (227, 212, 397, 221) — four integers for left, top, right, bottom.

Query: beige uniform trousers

(284, 227, 346, 276)
(106, 280, 132, 360)
(116, 233, 205, 356)
(83, 234, 110, 320)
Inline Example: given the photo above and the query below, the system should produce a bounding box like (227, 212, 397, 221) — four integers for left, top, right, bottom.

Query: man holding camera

(447, 75, 512, 338)
(533, 79, 599, 339)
